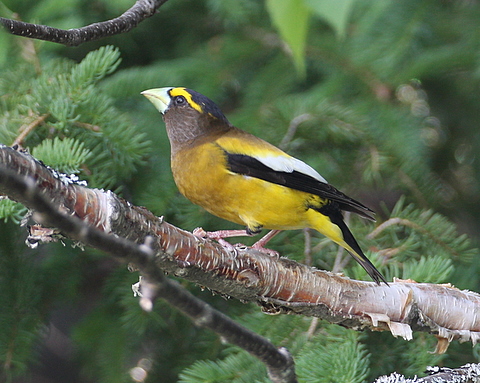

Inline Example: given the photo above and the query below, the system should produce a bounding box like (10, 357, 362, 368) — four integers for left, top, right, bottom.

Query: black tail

(322, 205, 388, 285)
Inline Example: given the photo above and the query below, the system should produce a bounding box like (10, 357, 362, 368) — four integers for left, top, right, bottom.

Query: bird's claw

(251, 243, 279, 258)
(216, 238, 237, 253)
(192, 227, 237, 254)
(192, 227, 279, 257)
(192, 227, 208, 238)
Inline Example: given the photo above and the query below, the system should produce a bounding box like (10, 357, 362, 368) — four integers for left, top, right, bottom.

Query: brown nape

(164, 106, 232, 154)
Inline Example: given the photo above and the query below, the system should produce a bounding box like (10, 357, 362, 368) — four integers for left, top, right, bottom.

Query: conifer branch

(0, 0, 169, 47)
(368, 216, 462, 258)
(12, 113, 50, 147)
(0, 145, 479, 356)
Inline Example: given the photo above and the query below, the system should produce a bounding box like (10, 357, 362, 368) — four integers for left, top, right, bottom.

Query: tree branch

(0, 145, 479, 356)
(0, 0, 169, 46)
(374, 363, 480, 383)
(0, 145, 297, 383)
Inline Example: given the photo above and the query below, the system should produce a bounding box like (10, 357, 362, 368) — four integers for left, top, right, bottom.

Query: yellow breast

(171, 140, 326, 232)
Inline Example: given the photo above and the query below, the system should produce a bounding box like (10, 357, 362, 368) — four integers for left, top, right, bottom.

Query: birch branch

(0, 145, 297, 383)
(0, 145, 479, 354)
(374, 363, 480, 383)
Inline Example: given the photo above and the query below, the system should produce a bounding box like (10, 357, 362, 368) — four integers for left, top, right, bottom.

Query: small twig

(369, 145, 381, 174)
(306, 317, 319, 339)
(0, 0, 169, 47)
(303, 228, 312, 266)
(368, 218, 406, 239)
(12, 113, 49, 147)
(73, 121, 101, 132)
(332, 246, 348, 274)
(368, 216, 462, 260)
(332, 212, 351, 273)
(279, 113, 312, 150)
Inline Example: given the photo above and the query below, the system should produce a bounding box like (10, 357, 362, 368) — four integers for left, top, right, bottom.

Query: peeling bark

(0, 145, 479, 353)
(374, 363, 480, 382)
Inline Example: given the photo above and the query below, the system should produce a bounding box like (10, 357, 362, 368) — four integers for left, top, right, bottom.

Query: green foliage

(367, 331, 445, 380)
(305, 0, 356, 38)
(402, 256, 453, 284)
(179, 318, 370, 383)
(70, 44, 121, 87)
(2, 0, 83, 32)
(74, 308, 129, 383)
(0, 224, 45, 381)
(266, 0, 310, 75)
(265, 0, 361, 74)
(0, 45, 149, 222)
(207, 0, 262, 28)
(372, 197, 476, 284)
(0, 198, 27, 223)
(345, 196, 478, 285)
(297, 327, 369, 383)
(32, 136, 91, 174)
(1, 0, 480, 381)
(178, 353, 266, 383)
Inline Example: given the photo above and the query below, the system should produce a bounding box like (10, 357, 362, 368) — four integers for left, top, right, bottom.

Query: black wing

(226, 152, 375, 221)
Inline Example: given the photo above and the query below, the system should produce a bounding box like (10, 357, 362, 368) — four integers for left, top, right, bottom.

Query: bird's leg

(252, 230, 281, 257)
(192, 227, 251, 252)
(193, 227, 250, 240)
(192, 227, 281, 257)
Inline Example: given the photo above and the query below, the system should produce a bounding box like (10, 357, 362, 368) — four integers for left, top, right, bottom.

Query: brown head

(142, 87, 232, 153)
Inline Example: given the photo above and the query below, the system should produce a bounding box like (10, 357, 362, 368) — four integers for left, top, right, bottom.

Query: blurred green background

(1, 0, 480, 382)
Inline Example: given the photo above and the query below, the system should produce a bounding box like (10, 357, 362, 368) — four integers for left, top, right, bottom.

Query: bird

(142, 87, 386, 284)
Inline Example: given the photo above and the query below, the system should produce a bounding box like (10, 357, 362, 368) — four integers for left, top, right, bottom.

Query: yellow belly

(171, 142, 327, 232)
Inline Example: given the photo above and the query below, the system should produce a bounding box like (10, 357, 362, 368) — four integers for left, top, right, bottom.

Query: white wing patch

(255, 154, 328, 183)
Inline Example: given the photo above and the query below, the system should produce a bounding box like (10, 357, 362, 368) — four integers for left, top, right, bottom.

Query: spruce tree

(0, 0, 479, 382)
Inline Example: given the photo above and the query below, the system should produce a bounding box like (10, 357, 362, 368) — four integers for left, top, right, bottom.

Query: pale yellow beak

(141, 87, 174, 114)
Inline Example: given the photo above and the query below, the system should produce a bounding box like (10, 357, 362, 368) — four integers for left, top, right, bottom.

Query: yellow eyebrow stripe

(169, 87, 203, 113)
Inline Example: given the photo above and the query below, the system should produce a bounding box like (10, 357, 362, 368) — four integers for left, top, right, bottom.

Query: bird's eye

(174, 96, 186, 106)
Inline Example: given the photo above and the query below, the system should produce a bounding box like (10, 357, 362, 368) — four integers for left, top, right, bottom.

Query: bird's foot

(193, 227, 250, 240)
(251, 241, 279, 258)
(192, 227, 208, 238)
(217, 238, 237, 253)
(192, 227, 280, 257)
(250, 230, 281, 257)
(192, 227, 249, 253)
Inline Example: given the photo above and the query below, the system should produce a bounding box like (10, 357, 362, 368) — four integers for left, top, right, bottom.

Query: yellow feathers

(143, 87, 386, 284)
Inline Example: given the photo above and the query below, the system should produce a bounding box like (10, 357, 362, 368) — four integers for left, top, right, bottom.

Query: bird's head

(142, 87, 231, 146)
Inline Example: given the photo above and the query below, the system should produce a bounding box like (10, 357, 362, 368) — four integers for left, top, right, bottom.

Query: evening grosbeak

(142, 87, 386, 284)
